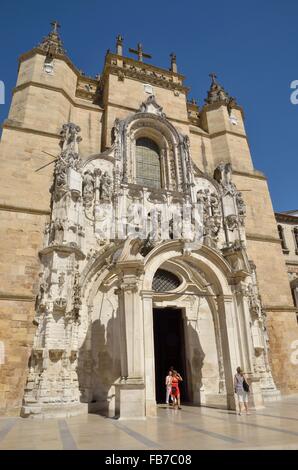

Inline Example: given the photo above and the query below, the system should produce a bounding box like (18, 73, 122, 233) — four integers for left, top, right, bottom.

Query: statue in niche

(35, 273, 48, 312)
(60, 122, 82, 155)
(210, 192, 221, 216)
(100, 171, 112, 202)
(236, 191, 246, 225)
(51, 218, 64, 244)
(112, 118, 121, 144)
(82, 170, 95, 207)
(72, 267, 81, 322)
(225, 214, 238, 231)
(54, 158, 68, 189)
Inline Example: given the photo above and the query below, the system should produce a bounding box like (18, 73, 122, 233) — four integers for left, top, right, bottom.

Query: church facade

(0, 23, 297, 418)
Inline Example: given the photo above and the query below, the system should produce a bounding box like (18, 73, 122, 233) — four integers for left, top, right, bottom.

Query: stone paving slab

(0, 396, 298, 450)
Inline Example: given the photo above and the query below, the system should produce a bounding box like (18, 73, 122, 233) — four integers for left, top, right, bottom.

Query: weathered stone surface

(0, 28, 297, 418)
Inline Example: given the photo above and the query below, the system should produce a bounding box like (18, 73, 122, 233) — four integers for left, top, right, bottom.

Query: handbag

(171, 386, 176, 394)
(243, 378, 250, 393)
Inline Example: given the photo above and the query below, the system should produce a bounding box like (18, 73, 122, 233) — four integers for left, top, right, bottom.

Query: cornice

(275, 212, 298, 224)
(102, 53, 189, 94)
(232, 170, 267, 181)
(2, 119, 61, 139)
(18, 48, 89, 81)
(263, 304, 298, 313)
(0, 292, 35, 302)
(106, 100, 190, 126)
(210, 129, 247, 140)
(12, 81, 103, 112)
(201, 101, 245, 120)
(246, 233, 281, 244)
(0, 204, 50, 216)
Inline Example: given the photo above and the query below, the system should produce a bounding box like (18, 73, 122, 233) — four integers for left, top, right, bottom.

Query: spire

(116, 35, 123, 56)
(37, 21, 66, 56)
(205, 73, 237, 108)
(170, 53, 177, 73)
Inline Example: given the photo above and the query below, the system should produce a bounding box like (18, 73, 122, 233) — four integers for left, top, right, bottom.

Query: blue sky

(0, 0, 297, 211)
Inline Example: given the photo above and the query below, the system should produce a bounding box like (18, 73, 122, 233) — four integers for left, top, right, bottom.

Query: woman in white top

(234, 366, 249, 415)
(165, 370, 173, 405)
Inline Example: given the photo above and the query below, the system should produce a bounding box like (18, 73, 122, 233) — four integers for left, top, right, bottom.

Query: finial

(116, 35, 123, 56)
(37, 20, 65, 56)
(51, 20, 60, 35)
(209, 72, 217, 85)
(205, 73, 237, 108)
(170, 53, 177, 73)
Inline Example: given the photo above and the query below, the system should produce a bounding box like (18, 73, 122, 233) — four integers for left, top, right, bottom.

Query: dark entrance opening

(153, 307, 188, 404)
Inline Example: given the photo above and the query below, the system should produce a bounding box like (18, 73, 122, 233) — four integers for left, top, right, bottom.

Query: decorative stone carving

(37, 21, 66, 57)
(82, 170, 95, 208)
(205, 73, 237, 110)
(137, 95, 166, 117)
(35, 272, 48, 313)
(236, 191, 246, 225)
(112, 117, 121, 146)
(60, 122, 82, 155)
(214, 162, 235, 194)
(53, 297, 67, 312)
(210, 192, 221, 217)
(72, 267, 81, 322)
(197, 188, 221, 245)
(225, 214, 238, 231)
(51, 218, 64, 244)
(100, 171, 112, 202)
(52, 123, 82, 199)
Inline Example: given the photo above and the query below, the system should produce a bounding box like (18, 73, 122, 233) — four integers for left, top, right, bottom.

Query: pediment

(137, 95, 166, 117)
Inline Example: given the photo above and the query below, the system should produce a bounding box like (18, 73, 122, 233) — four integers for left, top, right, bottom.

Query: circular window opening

(152, 269, 181, 292)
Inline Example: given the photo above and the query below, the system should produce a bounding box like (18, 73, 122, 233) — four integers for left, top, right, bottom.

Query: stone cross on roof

(209, 73, 218, 84)
(38, 20, 65, 56)
(129, 43, 152, 62)
(51, 20, 60, 35)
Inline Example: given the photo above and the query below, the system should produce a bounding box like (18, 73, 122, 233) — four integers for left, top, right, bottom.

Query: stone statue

(210, 192, 221, 216)
(53, 123, 82, 198)
(60, 122, 82, 155)
(112, 118, 121, 144)
(100, 171, 112, 202)
(236, 191, 246, 224)
(82, 170, 95, 207)
(35, 274, 47, 312)
(52, 218, 64, 244)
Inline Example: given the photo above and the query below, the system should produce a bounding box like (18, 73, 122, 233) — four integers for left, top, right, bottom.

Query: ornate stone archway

(21, 105, 279, 419)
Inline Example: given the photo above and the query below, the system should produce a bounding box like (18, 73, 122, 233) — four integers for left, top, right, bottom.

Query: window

(293, 227, 298, 253)
(136, 138, 161, 189)
(152, 269, 181, 292)
(277, 224, 288, 251)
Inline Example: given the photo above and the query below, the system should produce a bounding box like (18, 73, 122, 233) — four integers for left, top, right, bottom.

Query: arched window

(136, 137, 161, 188)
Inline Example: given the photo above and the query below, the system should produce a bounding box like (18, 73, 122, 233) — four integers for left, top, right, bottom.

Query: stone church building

(0, 23, 297, 419)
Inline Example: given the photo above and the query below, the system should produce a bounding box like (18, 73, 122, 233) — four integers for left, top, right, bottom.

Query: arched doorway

(141, 243, 235, 414)
(153, 306, 188, 404)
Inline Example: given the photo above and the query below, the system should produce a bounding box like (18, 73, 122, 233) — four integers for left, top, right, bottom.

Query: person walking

(170, 370, 183, 409)
(165, 370, 173, 405)
(234, 366, 250, 415)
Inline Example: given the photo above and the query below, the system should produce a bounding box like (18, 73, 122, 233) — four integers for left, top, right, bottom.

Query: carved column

(233, 283, 264, 408)
(141, 290, 157, 416)
(216, 294, 239, 410)
(115, 264, 145, 419)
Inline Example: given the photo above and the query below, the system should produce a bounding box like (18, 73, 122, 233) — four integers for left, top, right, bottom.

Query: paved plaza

(0, 396, 298, 450)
